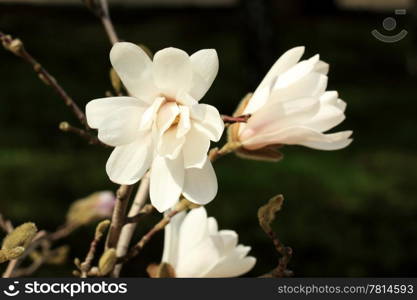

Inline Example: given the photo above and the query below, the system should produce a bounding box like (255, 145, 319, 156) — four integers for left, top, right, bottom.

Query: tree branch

(83, 0, 119, 45)
(59, 121, 107, 147)
(105, 185, 134, 250)
(112, 173, 150, 277)
(0, 31, 89, 129)
(221, 114, 251, 124)
(118, 199, 189, 264)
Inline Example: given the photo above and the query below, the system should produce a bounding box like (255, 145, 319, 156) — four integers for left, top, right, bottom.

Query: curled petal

(190, 104, 224, 142)
(157, 127, 186, 159)
(157, 102, 180, 134)
(304, 105, 345, 133)
(244, 46, 305, 114)
(177, 106, 191, 138)
(203, 246, 256, 278)
(182, 125, 211, 168)
(140, 96, 165, 131)
(243, 126, 352, 151)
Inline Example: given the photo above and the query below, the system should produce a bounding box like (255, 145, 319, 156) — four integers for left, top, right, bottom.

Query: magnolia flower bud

(232, 47, 352, 158)
(0, 247, 25, 263)
(2, 222, 37, 250)
(98, 248, 117, 276)
(66, 191, 115, 227)
(162, 207, 256, 277)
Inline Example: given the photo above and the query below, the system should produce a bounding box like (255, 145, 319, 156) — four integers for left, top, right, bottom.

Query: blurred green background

(1, 0, 417, 277)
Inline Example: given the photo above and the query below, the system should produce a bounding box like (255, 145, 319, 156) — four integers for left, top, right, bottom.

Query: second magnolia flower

(86, 42, 224, 212)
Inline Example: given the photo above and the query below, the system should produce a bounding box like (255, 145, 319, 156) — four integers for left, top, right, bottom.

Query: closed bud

(66, 191, 115, 227)
(0, 247, 25, 263)
(2, 222, 37, 250)
(98, 248, 117, 276)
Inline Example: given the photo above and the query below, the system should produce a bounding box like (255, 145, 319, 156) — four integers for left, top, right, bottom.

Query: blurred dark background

(1, 0, 417, 277)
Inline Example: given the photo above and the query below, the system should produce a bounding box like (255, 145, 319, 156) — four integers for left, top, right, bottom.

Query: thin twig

(112, 172, 150, 277)
(221, 114, 251, 124)
(119, 199, 189, 264)
(83, 0, 119, 45)
(258, 195, 293, 277)
(105, 185, 134, 250)
(124, 204, 154, 224)
(80, 221, 110, 278)
(59, 121, 107, 147)
(0, 32, 89, 129)
(263, 230, 293, 277)
(12, 240, 50, 277)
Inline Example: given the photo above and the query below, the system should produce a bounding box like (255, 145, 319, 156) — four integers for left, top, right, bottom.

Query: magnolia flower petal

(242, 97, 320, 140)
(304, 105, 345, 132)
(182, 125, 210, 168)
(190, 104, 224, 142)
(320, 91, 339, 106)
(153, 48, 192, 98)
(203, 246, 256, 278)
(274, 55, 319, 89)
(271, 72, 327, 103)
(106, 135, 152, 185)
(86, 97, 147, 129)
(336, 99, 347, 112)
(314, 60, 329, 75)
(158, 127, 186, 159)
(177, 207, 208, 257)
(175, 91, 198, 106)
(140, 96, 165, 131)
(243, 126, 352, 151)
(177, 106, 191, 138)
(219, 230, 239, 253)
(189, 49, 219, 100)
(207, 217, 219, 234)
(244, 46, 305, 114)
(162, 211, 186, 268)
(150, 155, 185, 212)
(176, 237, 220, 278)
(300, 130, 353, 150)
(183, 158, 217, 205)
(97, 106, 146, 146)
(156, 102, 180, 134)
(110, 42, 157, 102)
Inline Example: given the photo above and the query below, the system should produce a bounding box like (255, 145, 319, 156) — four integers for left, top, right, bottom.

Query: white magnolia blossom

(86, 42, 224, 212)
(162, 207, 256, 277)
(237, 46, 352, 151)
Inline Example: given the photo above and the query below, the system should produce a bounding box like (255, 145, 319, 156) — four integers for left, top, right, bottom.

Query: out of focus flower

(66, 191, 115, 227)
(231, 46, 352, 158)
(161, 207, 256, 277)
(86, 42, 223, 212)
